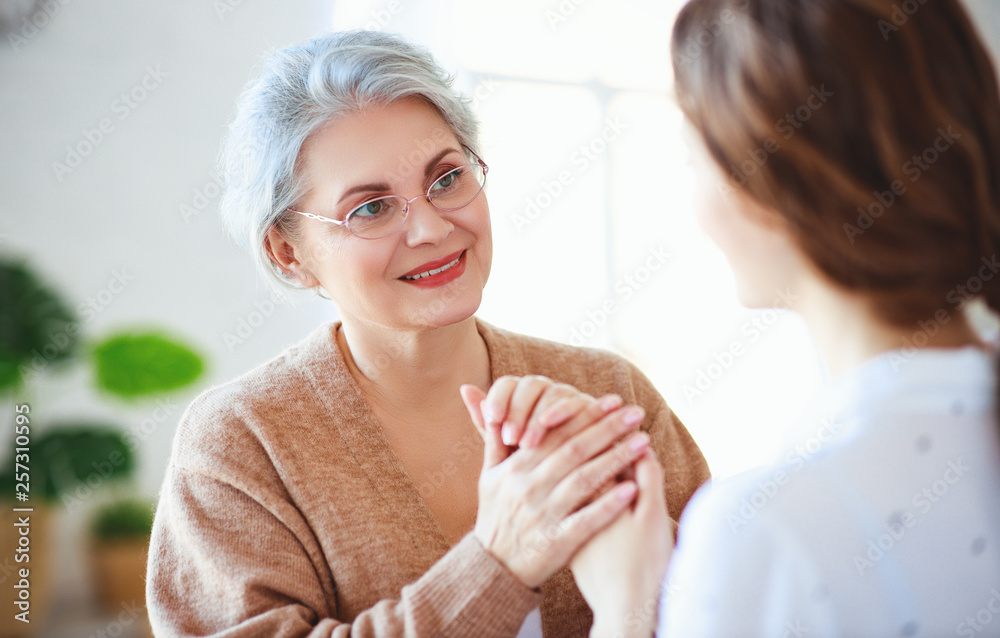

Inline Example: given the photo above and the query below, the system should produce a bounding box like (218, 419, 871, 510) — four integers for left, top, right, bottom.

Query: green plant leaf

(0, 259, 79, 393)
(0, 423, 133, 502)
(91, 497, 155, 540)
(92, 331, 204, 399)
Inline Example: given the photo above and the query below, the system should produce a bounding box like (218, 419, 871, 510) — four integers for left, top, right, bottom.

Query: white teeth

(402, 253, 462, 280)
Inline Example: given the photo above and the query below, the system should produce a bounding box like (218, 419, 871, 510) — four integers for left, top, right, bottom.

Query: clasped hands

(459, 376, 674, 637)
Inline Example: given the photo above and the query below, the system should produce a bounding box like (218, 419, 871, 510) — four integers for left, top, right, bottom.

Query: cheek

(693, 173, 741, 256)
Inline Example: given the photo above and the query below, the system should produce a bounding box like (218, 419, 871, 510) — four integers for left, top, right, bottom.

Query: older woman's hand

(459, 378, 650, 589)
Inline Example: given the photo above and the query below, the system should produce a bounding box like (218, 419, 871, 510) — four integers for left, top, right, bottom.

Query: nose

(402, 196, 453, 247)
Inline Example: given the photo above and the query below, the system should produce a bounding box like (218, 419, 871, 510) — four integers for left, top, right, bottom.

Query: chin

(412, 288, 483, 328)
(733, 282, 774, 310)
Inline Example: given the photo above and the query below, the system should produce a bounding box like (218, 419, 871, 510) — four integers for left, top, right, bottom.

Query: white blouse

(658, 345, 1000, 637)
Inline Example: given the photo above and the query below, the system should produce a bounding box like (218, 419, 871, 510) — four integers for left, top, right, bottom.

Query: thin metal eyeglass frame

(286, 147, 489, 240)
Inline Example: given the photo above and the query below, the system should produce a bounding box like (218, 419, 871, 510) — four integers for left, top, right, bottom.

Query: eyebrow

(336, 147, 463, 205)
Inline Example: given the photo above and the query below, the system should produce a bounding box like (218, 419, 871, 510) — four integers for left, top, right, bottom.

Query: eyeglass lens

(346, 163, 486, 239)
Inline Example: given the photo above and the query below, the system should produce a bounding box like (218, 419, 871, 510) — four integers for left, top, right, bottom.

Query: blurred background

(1, 0, 998, 634)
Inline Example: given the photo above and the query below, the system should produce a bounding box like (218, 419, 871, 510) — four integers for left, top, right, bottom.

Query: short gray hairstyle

(217, 30, 481, 296)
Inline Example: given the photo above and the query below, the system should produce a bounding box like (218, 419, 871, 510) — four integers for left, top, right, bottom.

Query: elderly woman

(146, 30, 709, 637)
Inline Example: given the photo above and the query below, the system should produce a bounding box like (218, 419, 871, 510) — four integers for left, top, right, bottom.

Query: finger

(532, 405, 645, 490)
(556, 480, 638, 555)
(521, 392, 613, 450)
(481, 376, 521, 434)
(634, 451, 667, 520)
(551, 431, 650, 515)
(502, 375, 555, 447)
(480, 398, 510, 469)
(522, 394, 625, 463)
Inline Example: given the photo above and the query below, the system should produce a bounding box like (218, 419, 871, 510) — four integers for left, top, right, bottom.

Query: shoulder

(477, 317, 659, 404)
(169, 322, 339, 475)
(662, 466, 834, 636)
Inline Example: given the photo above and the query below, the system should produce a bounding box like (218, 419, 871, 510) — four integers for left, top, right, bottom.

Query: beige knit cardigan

(146, 317, 710, 637)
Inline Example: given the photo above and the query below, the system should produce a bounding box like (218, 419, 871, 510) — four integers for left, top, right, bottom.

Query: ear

(265, 225, 321, 288)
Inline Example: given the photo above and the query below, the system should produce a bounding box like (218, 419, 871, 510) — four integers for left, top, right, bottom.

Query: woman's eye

(351, 200, 384, 218)
(431, 169, 461, 191)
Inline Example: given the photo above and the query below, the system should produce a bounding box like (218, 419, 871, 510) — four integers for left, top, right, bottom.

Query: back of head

(671, 0, 1000, 327)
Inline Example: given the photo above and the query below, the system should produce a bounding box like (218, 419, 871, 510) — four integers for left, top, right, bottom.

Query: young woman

(471, 0, 1000, 635)
(145, 31, 710, 637)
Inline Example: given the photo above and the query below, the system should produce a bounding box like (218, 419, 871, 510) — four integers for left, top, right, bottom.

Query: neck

(796, 277, 985, 379)
(336, 315, 491, 417)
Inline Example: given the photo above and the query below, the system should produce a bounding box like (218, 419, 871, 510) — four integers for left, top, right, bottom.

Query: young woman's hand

(570, 451, 674, 638)
(460, 379, 650, 589)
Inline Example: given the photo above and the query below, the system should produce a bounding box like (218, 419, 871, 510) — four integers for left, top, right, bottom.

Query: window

(331, 0, 825, 478)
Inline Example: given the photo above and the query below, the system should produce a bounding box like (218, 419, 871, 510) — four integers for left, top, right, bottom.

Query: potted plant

(90, 496, 155, 638)
(0, 257, 205, 635)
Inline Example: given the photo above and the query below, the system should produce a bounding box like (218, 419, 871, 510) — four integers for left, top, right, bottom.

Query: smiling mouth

(400, 251, 465, 280)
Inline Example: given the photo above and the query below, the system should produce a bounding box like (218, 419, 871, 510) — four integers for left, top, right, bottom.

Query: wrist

(589, 595, 659, 638)
(590, 615, 655, 638)
(473, 528, 542, 590)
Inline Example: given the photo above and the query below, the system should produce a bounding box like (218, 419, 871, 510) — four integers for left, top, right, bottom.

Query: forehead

(300, 96, 461, 190)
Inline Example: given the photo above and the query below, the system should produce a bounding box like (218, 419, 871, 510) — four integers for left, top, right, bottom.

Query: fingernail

(616, 482, 637, 501)
(599, 395, 622, 411)
(622, 407, 645, 426)
(501, 422, 515, 446)
(629, 432, 650, 453)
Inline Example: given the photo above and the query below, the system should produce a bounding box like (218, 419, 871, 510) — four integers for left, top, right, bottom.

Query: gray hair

(217, 30, 481, 296)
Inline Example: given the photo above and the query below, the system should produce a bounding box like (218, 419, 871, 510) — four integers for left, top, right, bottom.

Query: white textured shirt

(658, 345, 1000, 637)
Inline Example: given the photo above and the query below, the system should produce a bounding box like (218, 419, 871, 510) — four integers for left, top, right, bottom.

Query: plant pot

(91, 538, 152, 637)
(0, 505, 54, 637)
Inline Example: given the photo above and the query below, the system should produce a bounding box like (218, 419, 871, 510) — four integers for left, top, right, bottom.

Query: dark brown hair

(671, 0, 1000, 329)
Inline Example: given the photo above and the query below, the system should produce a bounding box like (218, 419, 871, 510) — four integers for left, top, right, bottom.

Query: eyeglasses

(287, 149, 488, 240)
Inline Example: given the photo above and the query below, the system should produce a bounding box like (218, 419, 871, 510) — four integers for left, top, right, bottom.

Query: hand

(460, 382, 651, 589)
(466, 374, 620, 449)
(570, 451, 674, 638)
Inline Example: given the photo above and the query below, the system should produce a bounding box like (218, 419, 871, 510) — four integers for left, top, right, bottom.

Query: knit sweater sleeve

(147, 461, 542, 638)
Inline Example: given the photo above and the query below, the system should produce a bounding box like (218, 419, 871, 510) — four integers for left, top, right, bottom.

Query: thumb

(635, 452, 667, 520)
(460, 384, 488, 436)
(460, 384, 508, 468)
